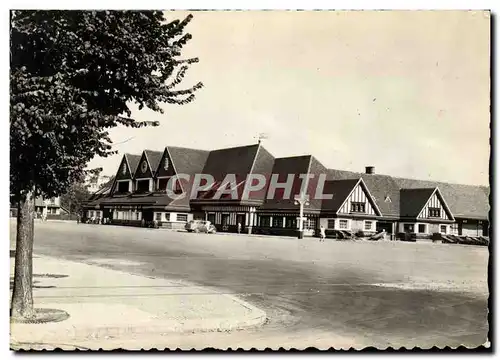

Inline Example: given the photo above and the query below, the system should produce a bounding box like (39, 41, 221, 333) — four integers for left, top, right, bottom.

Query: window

(157, 178, 168, 191)
(117, 181, 130, 193)
(327, 219, 336, 229)
(428, 208, 441, 218)
(51, 208, 57, 214)
(285, 217, 297, 229)
(338, 219, 349, 229)
(122, 163, 127, 175)
(273, 217, 284, 228)
(364, 221, 373, 231)
(403, 223, 414, 233)
(304, 218, 317, 230)
(221, 214, 230, 226)
(165, 213, 171, 222)
(450, 223, 458, 235)
(90, 211, 95, 218)
(136, 179, 150, 192)
(155, 213, 162, 221)
(418, 224, 427, 234)
(440, 225, 448, 234)
(350, 202, 366, 213)
(177, 214, 188, 222)
(260, 216, 271, 227)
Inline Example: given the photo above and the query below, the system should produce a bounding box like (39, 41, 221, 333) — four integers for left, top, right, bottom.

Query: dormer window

(117, 181, 130, 193)
(350, 202, 366, 213)
(157, 177, 182, 193)
(122, 163, 127, 175)
(429, 208, 441, 218)
(136, 179, 150, 193)
(384, 195, 391, 203)
(164, 158, 169, 170)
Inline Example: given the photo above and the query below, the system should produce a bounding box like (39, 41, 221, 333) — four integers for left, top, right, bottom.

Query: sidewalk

(10, 255, 266, 350)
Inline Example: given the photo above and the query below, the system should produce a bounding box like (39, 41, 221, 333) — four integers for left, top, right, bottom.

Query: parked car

(185, 220, 217, 234)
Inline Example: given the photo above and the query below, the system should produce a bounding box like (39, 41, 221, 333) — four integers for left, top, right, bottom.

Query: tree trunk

(10, 190, 35, 319)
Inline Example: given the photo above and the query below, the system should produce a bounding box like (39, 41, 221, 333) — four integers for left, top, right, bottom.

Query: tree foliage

(10, 10, 203, 200)
(60, 176, 92, 215)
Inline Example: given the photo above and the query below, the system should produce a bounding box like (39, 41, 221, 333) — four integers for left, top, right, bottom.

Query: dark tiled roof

(326, 169, 489, 220)
(193, 144, 261, 203)
(321, 179, 360, 212)
(144, 150, 163, 175)
(125, 154, 141, 177)
(327, 170, 401, 217)
(243, 145, 276, 202)
(399, 188, 436, 218)
(166, 146, 210, 208)
(394, 178, 489, 220)
(201, 144, 260, 184)
(167, 146, 210, 177)
(260, 155, 314, 211)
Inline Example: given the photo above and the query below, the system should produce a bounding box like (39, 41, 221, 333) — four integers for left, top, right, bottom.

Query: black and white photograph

(8, 8, 491, 351)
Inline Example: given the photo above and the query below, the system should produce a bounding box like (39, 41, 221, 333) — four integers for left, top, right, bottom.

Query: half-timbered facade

(320, 178, 382, 235)
(399, 187, 455, 236)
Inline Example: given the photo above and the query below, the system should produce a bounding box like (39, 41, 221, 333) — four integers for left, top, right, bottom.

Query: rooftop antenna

(256, 133, 269, 145)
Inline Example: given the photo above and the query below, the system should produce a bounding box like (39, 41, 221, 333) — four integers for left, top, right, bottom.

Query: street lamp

(294, 193, 310, 239)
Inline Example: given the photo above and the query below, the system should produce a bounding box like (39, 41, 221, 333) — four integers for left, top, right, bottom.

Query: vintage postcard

(9, 10, 490, 351)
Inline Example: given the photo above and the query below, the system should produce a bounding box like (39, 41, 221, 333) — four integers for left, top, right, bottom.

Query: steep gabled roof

(144, 150, 163, 176)
(201, 144, 260, 184)
(321, 178, 382, 216)
(321, 179, 361, 212)
(166, 146, 210, 177)
(327, 170, 401, 217)
(166, 146, 210, 208)
(399, 188, 436, 218)
(260, 155, 315, 211)
(326, 169, 489, 220)
(394, 178, 489, 220)
(125, 154, 141, 177)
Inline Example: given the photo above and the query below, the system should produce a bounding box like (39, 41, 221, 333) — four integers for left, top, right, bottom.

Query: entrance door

(143, 210, 154, 222)
(221, 214, 230, 231)
(236, 214, 245, 232)
(376, 221, 393, 233)
(207, 213, 216, 225)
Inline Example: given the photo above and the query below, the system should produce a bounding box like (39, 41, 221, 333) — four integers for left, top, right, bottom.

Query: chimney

(365, 166, 375, 174)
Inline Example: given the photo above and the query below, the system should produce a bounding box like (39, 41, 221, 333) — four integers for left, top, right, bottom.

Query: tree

(60, 176, 92, 216)
(10, 10, 202, 321)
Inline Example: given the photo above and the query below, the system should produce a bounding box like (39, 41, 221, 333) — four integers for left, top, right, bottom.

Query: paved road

(10, 220, 489, 349)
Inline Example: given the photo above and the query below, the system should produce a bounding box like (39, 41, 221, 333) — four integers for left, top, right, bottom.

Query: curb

(11, 255, 267, 344)
(11, 308, 266, 343)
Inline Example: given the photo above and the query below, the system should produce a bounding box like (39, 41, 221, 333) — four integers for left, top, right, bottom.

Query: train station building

(84, 143, 490, 240)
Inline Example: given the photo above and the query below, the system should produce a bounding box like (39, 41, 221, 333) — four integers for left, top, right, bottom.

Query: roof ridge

(275, 154, 313, 160)
(209, 143, 259, 152)
(328, 168, 488, 188)
(167, 145, 210, 152)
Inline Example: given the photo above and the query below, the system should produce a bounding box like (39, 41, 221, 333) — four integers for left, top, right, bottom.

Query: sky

(87, 10, 491, 186)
